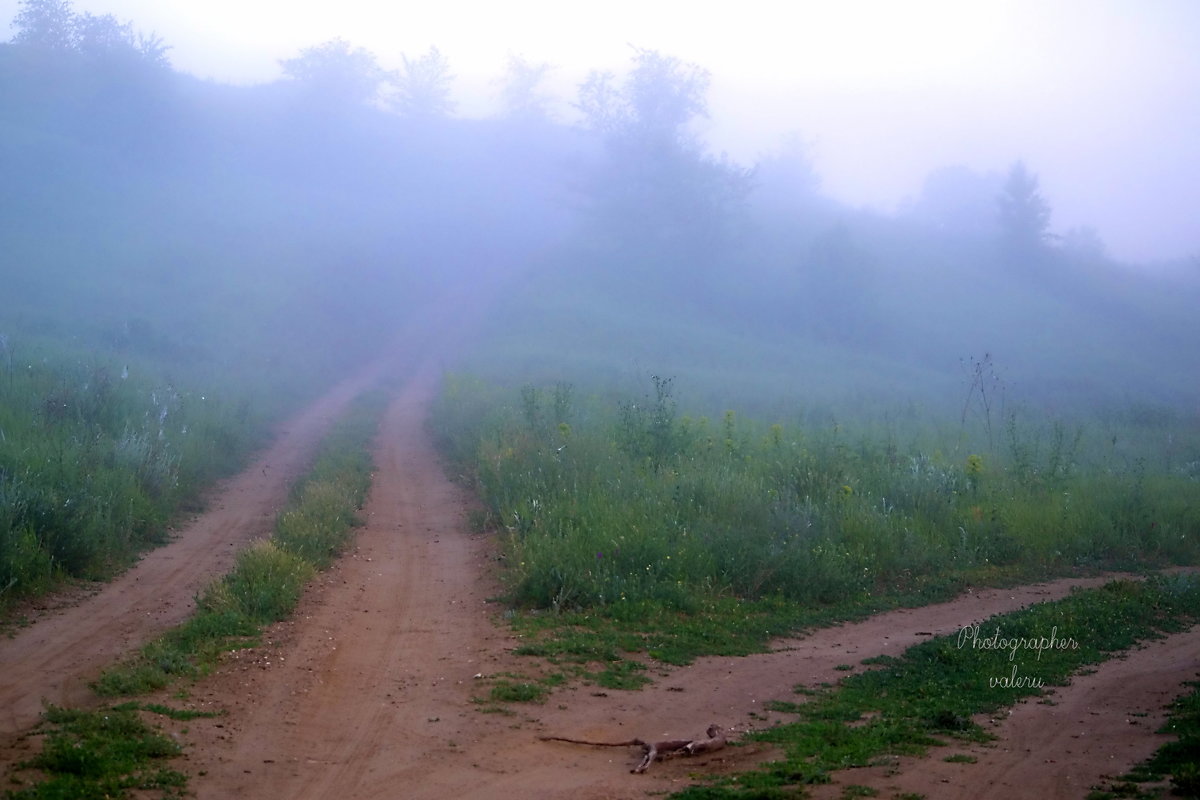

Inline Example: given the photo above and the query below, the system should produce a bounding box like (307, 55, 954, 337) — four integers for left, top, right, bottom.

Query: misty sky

(4, 0, 1198, 263)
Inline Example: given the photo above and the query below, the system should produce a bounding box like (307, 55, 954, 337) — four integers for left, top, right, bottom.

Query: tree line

(6, 0, 1070, 271)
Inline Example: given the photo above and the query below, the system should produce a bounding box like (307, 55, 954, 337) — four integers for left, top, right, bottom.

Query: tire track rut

(189, 364, 520, 799)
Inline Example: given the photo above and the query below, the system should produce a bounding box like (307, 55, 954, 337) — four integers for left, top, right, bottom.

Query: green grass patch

(5, 703, 190, 799)
(590, 658, 651, 690)
(138, 703, 221, 722)
(840, 786, 880, 798)
(473, 671, 569, 711)
(669, 575, 1200, 798)
(488, 679, 550, 704)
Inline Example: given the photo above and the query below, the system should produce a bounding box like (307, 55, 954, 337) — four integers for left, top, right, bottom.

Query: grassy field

(433, 375, 1198, 619)
(0, 342, 269, 608)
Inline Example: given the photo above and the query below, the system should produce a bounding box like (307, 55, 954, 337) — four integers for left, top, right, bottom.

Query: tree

(74, 12, 133, 57)
(573, 48, 751, 261)
(800, 224, 881, 344)
(577, 47, 709, 150)
(10, 0, 170, 68)
(1060, 225, 1107, 261)
(498, 54, 554, 121)
(279, 38, 390, 109)
(753, 133, 821, 209)
(11, 0, 75, 50)
(72, 12, 168, 67)
(996, 160, 1052, 259)
(910, 164, 1003, 238)
(392, 46, 454, 118)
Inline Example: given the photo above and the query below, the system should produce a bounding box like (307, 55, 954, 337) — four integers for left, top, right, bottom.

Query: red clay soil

(170, 365, 1196, 800)
(0, 355, 389, 740)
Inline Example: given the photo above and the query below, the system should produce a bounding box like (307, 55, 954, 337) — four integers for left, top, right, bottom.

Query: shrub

(202, 540, 312, 624)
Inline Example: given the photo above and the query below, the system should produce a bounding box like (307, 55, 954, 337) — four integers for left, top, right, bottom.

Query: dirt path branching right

(666, 574, 1200, 799)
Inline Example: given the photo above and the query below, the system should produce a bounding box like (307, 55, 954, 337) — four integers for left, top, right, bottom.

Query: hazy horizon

(3, 0, 1199, 264)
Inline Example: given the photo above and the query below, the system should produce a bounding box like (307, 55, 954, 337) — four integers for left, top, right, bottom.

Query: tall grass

(433, 375, 1200, 617)
(273, 396, 377, 568)
(0, 347, 266, 607)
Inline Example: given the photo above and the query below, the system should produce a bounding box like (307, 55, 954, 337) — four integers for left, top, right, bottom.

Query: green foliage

(438, 376, 1199, 616)
(487, 679, 548, 704)
(89, 608, 259, 696)
(616, 375, 687, 469)
(201, 540, 313, 624)
(0, 351, 266, 607)
(7, 703, 186, 799)
(274, 402, 375, 567)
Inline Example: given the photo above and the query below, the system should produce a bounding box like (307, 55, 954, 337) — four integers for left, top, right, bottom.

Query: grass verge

(666, 574, 1200, 798)
(4, 704, 189, 800)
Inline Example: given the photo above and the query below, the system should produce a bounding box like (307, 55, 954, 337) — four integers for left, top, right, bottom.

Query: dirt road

(177, 364, 1197, 799)
(0, 280, 487, 742)
(2, 314, 1193, 797)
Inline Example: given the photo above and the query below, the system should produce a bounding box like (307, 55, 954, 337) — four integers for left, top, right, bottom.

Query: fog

(2, 0, 1199, 421)
(3, 0, 1197, 263)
